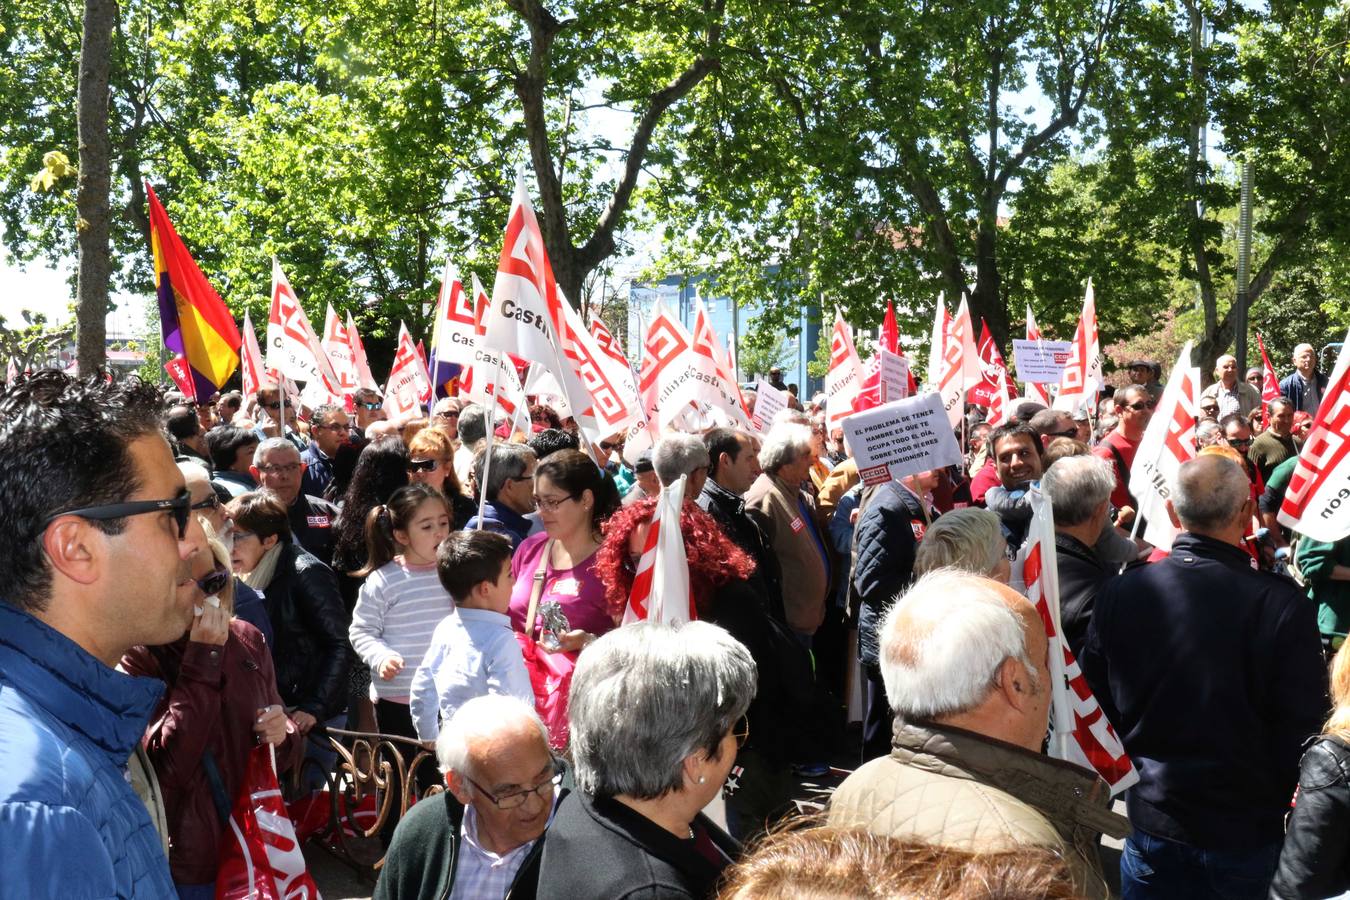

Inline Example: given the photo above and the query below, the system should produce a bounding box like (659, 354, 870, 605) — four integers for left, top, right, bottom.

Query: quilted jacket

(0, 602, 177, 898)
(851, 481, 930, 666)
(828, 719, 1128, 899)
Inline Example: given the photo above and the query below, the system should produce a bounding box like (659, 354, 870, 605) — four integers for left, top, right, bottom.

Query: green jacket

(373, 789, 556, 900)
(1297, 536, 1350, 637)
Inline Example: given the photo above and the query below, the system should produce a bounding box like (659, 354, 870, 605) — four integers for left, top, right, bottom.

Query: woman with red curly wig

(596, 496, 816, 841)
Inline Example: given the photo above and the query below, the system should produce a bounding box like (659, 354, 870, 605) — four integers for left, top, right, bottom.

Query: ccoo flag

(146, 184, 241, 397)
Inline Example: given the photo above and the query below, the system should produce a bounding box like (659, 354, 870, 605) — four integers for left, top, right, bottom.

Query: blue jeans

(1120, 830, 1281, 900)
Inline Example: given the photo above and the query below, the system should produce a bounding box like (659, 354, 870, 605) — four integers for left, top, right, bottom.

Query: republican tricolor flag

(1022, 489, 1139, 795)
(146, 184, 241, 399)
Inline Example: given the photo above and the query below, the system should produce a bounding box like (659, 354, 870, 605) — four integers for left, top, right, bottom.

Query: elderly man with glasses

(250, 437, 340, 567)
(0, 372, 203, 898)
(374, 695, 567, 900)
(300, 403, 350, 498)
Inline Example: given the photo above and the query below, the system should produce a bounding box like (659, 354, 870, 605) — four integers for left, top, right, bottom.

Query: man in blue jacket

(0, 370, 201, 897)
(1080, 454, 1328, 899)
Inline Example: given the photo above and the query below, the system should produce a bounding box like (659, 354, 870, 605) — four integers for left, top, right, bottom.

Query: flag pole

(474, 356, 502, 531)
(278, 377, 286, 442)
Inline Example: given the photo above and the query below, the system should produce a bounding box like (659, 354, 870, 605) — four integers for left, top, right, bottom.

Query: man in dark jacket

(375, 695, 561, 900)
(299, 403, 349, 498)
(1280, 342, 1329, 416)
(699, 427, 785, 621)
(852, 470, 936, 762)
(251, 437, 339, 567)
(465, 444, 538, 549)
(1080, 454, 1328, 898)
(1040, 454, 1117, 658)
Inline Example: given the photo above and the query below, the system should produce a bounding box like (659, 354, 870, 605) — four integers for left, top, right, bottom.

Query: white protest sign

(751, 380, 788, 433)
(879, 349, 910, 402)
(842, 392, 963, 486)
(1012, 339, 1073, 384)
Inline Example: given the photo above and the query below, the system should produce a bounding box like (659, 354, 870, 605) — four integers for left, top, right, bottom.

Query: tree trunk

(75, 0, 117, 376)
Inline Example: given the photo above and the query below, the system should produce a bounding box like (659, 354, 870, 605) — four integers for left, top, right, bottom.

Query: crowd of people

(0, 337, 1346, 899)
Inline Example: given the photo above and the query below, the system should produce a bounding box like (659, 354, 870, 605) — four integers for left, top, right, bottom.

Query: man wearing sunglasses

(1092, 385, 1153, 527)
(0, 371, 203, 897)
(375, 695, 567, 900)
(300, 403, 350, 499)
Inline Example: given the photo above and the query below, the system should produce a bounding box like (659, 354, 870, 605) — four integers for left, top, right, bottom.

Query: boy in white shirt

(410, 531, 535, 743)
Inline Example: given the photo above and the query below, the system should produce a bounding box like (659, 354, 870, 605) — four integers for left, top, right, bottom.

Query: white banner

(841, 392, 963, 486)
(321, 304, 359, 397)
(1128, 343, 1199, 551)
(1279, 330, 1350, 541)
(1011, 339, 1073, 384)
(878, 349, 911, 403)
(266, 259, 341, 395)
(383, 322, 427, 419)
(751, 380, 789, 432)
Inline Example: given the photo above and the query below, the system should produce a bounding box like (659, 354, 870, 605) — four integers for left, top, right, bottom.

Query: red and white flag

(164, 355, 197, 401)
(1128, 342, 1200, 551)
(1278, 331, 1350, 542)
(1024, 305, 1053, 406)
(970, 319, 1018, 408)
(239, 309, 275, 399)
(557, 294, 646, 441)
(932, 295, 980, 428)
(215, 745, 321, 900)
(345, 312, 380, 392)
(266, 259, 342, 396)
(1022, 489, 1139, 795)
(1054, 280, 1103, 414)
(689, 294, 751, 427)
(459, 272, 508, 408)
(1257, 333, 1281, 431)
(383, 321, 429, 419)
(321, 304, 360, 397)
(825, 310, 865, 430)
(623, 474, 693, 625)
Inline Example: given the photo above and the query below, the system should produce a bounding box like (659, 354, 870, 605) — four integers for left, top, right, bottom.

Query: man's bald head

(1172, 455, 1250, 536)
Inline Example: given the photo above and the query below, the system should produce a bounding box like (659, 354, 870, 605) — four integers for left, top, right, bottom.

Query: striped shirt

(349, 558, 455, 701)
(448, 799, 553, 900)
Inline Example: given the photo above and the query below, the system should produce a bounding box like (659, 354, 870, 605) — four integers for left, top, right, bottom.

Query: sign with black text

(1012, 339, 1073, 384)
(842, 392, 963, 486)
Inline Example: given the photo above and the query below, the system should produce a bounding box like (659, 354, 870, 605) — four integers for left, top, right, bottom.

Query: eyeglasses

(231, 529, 257, 542)
(1047, 427, 1078, 439)
(433, 410, 460, 420)
(257, 462, 303, 476)
(196, 564, 230, 596)
(1199, 406, 1219, 415)
(600, 440, 624, 452)
(732, 715, 750, 750)
(260, 401, 281, 411)
(532, 493, 576, 512)
(191, 493, 222, 512)
(463, 758, 564, 810)
(407, 458, 440, 473)
(1228, 437, 1253, 449)
(43, 488, 193, 541)
(1123, 401, 1152, 412)
(359, 401, 382, 410)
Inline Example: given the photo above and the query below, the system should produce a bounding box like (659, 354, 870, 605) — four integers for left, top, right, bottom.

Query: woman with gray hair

(536, 621, 755, 899)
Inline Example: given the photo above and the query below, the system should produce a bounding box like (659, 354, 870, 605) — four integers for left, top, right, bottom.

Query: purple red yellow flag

(146, 184, 240, 396)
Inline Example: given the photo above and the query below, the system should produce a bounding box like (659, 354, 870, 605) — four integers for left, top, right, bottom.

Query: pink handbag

(514, 540, 577, 750)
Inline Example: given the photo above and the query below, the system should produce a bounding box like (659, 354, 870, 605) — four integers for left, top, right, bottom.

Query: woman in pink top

(509, 449, 622, 645)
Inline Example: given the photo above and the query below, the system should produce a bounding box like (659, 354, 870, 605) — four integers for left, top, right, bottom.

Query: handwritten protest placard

(1012, 339, 1073, 384)
(879, 349, 911, 403)
(751, 380, 788, 433)
(842, 392, 963, 486)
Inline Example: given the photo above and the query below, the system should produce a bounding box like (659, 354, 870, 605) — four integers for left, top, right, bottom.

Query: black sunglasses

(196, 564, 230, 596)
(260, 401, 281, 411)
(407, 458, 439, 473)
(43, 488, 193, 540)
(191, 493, 221, 512)
(600, 440, 624, 452)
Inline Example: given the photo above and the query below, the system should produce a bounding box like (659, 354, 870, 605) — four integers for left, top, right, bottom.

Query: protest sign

(1012, 339, 1073, 383)
(878, 349, 910, 402)
(842, 392, 963, 486)
(751, 380, 788, 432)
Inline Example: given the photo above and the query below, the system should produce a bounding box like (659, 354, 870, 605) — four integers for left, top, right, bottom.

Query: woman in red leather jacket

(121, 540, 303, 899)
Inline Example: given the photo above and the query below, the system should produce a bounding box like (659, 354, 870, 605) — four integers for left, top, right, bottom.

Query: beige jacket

(828, 719, 1129, 899)
(744, 471, 828, 634)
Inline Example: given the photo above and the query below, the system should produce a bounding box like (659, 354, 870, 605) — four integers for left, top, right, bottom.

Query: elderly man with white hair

(828, 570, 1127, 899)
(744, 422, 831, 641)
(1281, 342, 1328, 416)
(374, 694, 564, 900)
(1040, 455, 1118, 658)
(1200, 353, 1262, 419)
(1081, 454, 1326, 898)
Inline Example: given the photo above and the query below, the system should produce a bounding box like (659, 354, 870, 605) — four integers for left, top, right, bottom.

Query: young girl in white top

(348, 483, 453, 747)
